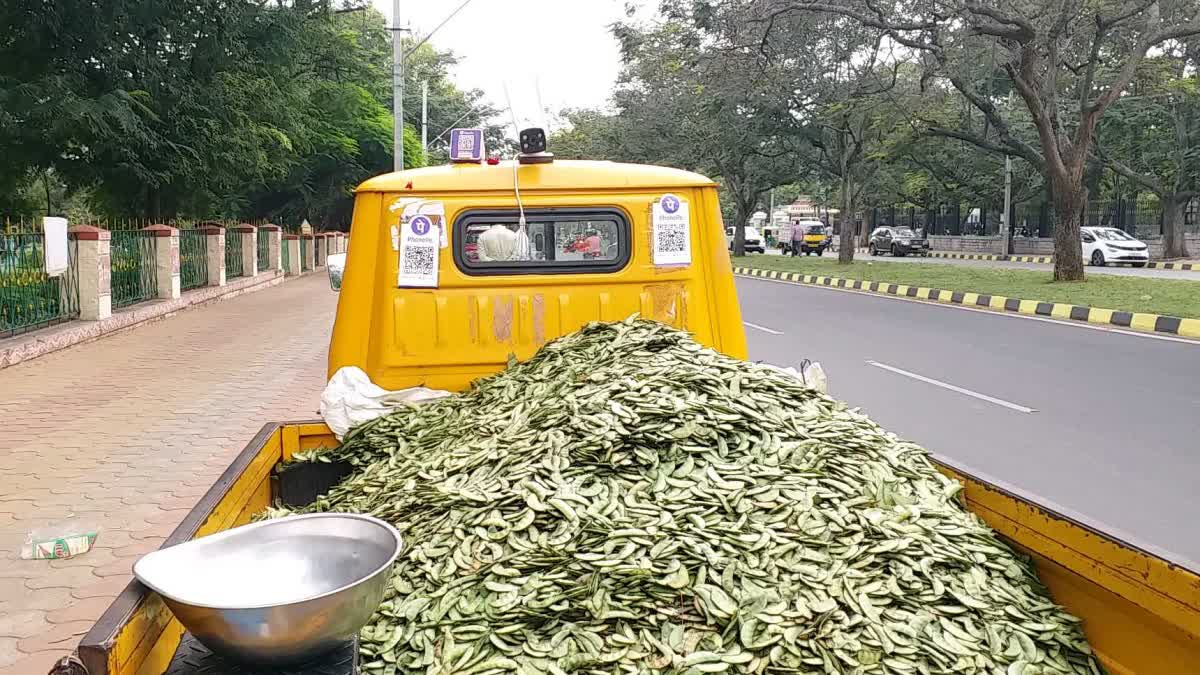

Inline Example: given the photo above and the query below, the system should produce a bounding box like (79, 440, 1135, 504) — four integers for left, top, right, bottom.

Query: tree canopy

(0, 1, 493, 227)
(552, 0, 1200, 271)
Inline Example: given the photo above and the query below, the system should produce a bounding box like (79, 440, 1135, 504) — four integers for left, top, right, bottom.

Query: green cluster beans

(275, 318, 1102, 675)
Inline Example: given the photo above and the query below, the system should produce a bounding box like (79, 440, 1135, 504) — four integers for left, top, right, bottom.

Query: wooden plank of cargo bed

(77, 423, 283, 675)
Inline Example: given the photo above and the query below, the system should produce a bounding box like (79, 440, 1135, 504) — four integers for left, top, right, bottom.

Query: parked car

(868, 226, 929, 257)
(1081, 226, 1148, 267)
(726, 226, 765, 254)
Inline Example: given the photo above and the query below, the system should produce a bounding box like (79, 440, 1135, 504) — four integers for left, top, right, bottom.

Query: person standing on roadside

(790, 223, 804, 257)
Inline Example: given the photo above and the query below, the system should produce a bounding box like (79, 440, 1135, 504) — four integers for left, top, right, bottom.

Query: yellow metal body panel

(943, 463, 1200, 675)
(328, 161, 747, 391)
(79, 423, 1200, 674)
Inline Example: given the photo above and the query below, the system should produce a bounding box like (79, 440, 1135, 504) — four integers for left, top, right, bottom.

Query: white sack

(320, 366, 452, 439)
(764, 359, 828, 394)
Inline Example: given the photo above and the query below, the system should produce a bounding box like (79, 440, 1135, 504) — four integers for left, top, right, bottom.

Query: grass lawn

(733, 255, 1200, 320)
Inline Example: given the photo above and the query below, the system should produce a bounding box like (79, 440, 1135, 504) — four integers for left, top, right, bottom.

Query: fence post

(284, 234, 301, 276)
(235, 224, 258, 278)
(201, 224, 226, 287)
(262, 225, 283, 271)
(69, 225, 112, 321)
(143, 224, 180, 299)
(302, 233, 315, 271)
(315, 233, 328, 268)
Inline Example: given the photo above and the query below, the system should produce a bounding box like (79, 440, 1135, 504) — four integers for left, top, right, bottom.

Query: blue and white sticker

(410, 215, 432, 236)
(398, 212, 440, 288)
(652, 193, 691, 266)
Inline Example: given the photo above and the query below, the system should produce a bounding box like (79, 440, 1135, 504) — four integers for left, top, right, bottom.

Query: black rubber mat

(163, 633, 358, 675)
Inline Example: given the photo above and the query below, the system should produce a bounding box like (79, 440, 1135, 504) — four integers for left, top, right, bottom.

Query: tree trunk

(732, 195, 751, 258)
(1161, 193, 1191, 259)
(838, 173, 855, 264)
(1050, 179, 1086, 281)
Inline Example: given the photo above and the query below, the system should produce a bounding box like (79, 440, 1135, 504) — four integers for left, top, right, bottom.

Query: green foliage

(0, 2, 483, 226)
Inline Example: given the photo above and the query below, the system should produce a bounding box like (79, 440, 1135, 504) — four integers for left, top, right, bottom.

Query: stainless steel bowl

(133, 513, 402, 665)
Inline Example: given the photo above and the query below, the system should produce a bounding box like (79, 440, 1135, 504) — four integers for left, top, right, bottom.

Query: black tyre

(892, 244, 906, 257)
(1090, 250, 1106, 267)
(1133, 261, 1147, 268)
(816, 247, 824, 256)
(870, 244, 879, 256)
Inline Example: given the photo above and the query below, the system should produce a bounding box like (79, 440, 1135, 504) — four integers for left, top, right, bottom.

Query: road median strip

(925, 251, 1198, 269)
(732, 266, 1200, 339)
(928, 251, 1054, 264)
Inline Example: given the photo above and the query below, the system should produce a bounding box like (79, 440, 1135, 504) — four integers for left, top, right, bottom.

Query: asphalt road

(736, 275, 1200, 569)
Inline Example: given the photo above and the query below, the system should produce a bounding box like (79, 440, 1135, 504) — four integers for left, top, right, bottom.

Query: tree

(1097, 51, 1200, 258)
(0, 2, 482, 226)
(776, 0, 1200, 280)
(611, 4, 804, 256)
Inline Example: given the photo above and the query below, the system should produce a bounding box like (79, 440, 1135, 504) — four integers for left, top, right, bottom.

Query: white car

(726, 226, 765, 253)
(1081, 226, 1149, 267)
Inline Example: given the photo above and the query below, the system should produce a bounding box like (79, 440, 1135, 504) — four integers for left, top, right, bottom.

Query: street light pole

(1003, 154, 1013, 254)
(392, 0, 404, 172)
(421, 80, 429, 151)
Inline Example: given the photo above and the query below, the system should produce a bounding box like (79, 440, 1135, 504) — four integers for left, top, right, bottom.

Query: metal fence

(225, 230, 244, 279)
(109, 230, 158, 308)
(180, 229, 208, 290)
(283, 239, 294, 275)
(1, 232, 80, 337)
(860, 199, 1190, 239)
(257, 229, 269, 272)
(300, 236, 311, 271)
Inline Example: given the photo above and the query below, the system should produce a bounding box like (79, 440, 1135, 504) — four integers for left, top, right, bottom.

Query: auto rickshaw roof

(356, 160, 717, 194)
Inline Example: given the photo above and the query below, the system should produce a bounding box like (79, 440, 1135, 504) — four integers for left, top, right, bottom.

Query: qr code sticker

(656, 224, 687, 253)
(403, 245, 436, 276)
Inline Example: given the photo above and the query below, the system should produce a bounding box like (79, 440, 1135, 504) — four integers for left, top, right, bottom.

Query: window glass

(1081, 232, 1096, 243)
(1096, 228, 1134, 241)
(894, 227, 916, 237)
(456, 210, 629, 274)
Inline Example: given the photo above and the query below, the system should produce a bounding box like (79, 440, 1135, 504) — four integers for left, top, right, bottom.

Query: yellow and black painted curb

(928, 251, 1054, 264)
(928, 251, 1198, 270)
(732, 266, 1200, 339)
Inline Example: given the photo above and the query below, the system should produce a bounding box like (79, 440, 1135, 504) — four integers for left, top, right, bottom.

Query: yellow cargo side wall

(943, 464, 1200, 675)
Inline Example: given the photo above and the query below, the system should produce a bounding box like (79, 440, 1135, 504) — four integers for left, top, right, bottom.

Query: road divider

(733, 266, 1200, 339)
(928, 251, 1054, 264)
(926, 251, 1198, 270)
(1146, 260, 1198, 270)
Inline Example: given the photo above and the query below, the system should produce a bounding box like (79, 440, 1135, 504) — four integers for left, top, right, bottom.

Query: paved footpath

(0, 274, 336, 674)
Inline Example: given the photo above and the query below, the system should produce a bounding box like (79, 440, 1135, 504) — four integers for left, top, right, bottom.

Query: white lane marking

(735, 275, 1200, 346)
(866, 361, 1038, 413)
(743, 321, 783, 335)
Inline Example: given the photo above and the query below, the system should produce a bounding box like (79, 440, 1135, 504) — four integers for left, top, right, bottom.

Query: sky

(371, 0, 641, 134)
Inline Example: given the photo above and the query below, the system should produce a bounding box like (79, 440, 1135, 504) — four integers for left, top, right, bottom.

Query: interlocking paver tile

(0, 274, 335, 668)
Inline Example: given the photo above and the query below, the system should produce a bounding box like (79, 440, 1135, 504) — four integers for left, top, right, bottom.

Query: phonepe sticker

(652, 193, 691, 266)
(398, 214, 440, 288)
(394, 198, 449, 249)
